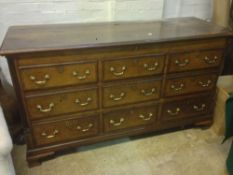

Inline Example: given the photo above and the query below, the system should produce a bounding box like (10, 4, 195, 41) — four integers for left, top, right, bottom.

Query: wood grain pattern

(103, 79, 161, 107)
(161, 94, 214, 121)
(13, 38, 227, 68)
(0, 18, 231, 167)
(25, 88, 98, 120)
(103, 55, 165, 81)
(168, 49, 224, 73)
(32, 115, 99, 146)
(103, 105, 158, 132)
(20, 61, 98, 90)
(164, 74, 218, 97)
(0, 17, 232, 55)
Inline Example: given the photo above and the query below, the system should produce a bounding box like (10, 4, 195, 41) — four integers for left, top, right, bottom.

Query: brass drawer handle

(109, 92, 125, 101)
(141, 88, 156, 96)
(110, 118, 125, 126)
(170, 83, 185, 91)
(139, 113, 153, 121)
(75, 97, 92, 106)
(72, 69, 90, 80)
(41, 129, 59, 139)
(143, 62, 159, 71)
(167, 108, 181, 116)
(175, 59, 189, 67)
(77, 123, 93, 132)
(193, 104, 206, 112)
(204, 56, 218, 64)
(36, 103, 54, 113)
(30, 74, 50, 85)
(110, 66, 127, 76)
(198, 80, 212, 87)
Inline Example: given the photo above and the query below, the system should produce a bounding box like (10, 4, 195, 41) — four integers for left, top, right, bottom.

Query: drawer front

(20, 62, 97, 90)
(162, 95, 214, 121)
(103, 80, 161, 107)
(32, 116, 99, 146)
(17, 38, 227, 67)
(26, 88, 98, 119)
(103, 55, 165, 81)
(165, 74, 217, 97)
(168, 49, 223, 73)
(103, 105, 158, 132)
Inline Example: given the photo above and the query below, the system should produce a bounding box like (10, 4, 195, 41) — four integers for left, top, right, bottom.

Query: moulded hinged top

(0, 17, 233, 56)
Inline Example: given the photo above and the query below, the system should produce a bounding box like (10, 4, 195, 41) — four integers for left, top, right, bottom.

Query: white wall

(163, 0, 213, 20)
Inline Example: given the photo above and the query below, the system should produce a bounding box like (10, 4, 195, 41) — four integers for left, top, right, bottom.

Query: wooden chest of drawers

(0, 17, 232, 166)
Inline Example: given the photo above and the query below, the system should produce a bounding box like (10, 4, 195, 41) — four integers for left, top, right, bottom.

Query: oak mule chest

(0, 17, 232, 166)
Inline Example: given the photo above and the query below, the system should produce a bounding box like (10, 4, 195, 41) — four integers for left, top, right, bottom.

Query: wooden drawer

(161, 95, 214, 121)
(168, 49, 223, 73)
(103, 55, 165, 81)
(32, 116, 99, 146)
(20, 61, 97, 90)
(103, 80, 161, 107)
(103, 105, 158, 132)
(26, 88, 98, 119)
(164, 74, 217, 97)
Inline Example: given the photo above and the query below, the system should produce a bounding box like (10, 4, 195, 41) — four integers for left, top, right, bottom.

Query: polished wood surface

(103, 105, 158, 132)
(0, 17, 232, 55)
(161, 94, 214, 121)
(168, 49, 224, 73)
(103, 79, 161, 107)
(164, 74, 218, 97)
(20, 61, 97, 90)
(15, 38, 227, 67)
(25, 88, 98, 119)
(103, 55, 165, 81)
(32, 115, 99, 146)
(0, 18, 232, 167)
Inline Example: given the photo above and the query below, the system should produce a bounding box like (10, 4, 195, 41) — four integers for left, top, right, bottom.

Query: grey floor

(12, 128, 232, 175)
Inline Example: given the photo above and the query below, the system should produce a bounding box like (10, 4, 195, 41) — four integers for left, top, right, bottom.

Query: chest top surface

(0, 17, 232, 56)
